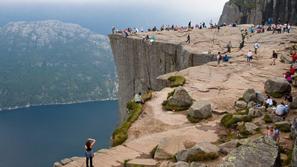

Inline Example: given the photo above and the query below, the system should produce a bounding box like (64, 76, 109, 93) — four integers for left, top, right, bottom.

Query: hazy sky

(0, 0, 229, 34)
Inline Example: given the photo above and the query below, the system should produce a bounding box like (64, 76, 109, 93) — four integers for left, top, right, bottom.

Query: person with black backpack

(271, 50, 278, 65)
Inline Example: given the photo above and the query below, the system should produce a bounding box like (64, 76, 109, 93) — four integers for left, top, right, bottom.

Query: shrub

(162, 100, 191, 111)
(142, 91, 153, 102)
(221, 114, 240, 128)
(186, 152, 219, 162)
(167, 90, 175, 99)
(168, 76, 186, 87)
(112, 101, 142, 146)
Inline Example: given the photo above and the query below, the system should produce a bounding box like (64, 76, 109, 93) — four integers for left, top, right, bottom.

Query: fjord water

(0, 101, 119, 167)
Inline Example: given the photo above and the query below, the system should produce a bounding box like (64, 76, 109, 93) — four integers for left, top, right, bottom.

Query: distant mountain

(0, 20, 117, 110)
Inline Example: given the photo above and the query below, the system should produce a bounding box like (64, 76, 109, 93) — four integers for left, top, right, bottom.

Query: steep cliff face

(219, 0, 297, 25)
(109, 34, 215, 120)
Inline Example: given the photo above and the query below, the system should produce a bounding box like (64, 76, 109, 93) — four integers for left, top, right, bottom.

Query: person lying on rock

(85, 138, 96, 167)
(275, 102, 289, 117)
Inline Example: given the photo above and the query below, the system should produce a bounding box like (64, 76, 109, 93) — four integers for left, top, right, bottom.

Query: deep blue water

(0, 101, 119, 167)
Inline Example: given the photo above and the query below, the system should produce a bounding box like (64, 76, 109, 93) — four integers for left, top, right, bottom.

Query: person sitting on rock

(85, 138, 96, 167)
(275, 102, 289, 117)
(223, 54, 230, 62)
(290, 64, 296, 75)
(134, 92, 144, 104)
(265, 95, 273, 108)
(284, 94, 293, 103)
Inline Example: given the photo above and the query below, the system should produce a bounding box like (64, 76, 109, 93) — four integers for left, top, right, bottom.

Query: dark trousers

(86, 157, 93, 167)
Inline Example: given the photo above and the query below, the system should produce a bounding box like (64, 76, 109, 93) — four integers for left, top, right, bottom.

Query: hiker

(290, 64, 296, 75)
(112, 26, 116, 34)
(217, 52, 222, 65)
(266, 126, 274, 139)
(188, 21, 191, 29)
(226, 41, 232, 53)
(247, 50, 253, 64)
(254, 42, 260, 54)
(292, 51, 297, 63)
(134, 92, 144, 104)
(265, 95, 273, 108)
(273, 128, 280, 143)
(271, 50, 278, 65)
(284, 94, 293, 103)
(85, 138, 96, 167)
(217, 25, 220, 32)
(186, 34, 190, 44)
(287, 24, 291, 33)
(275, 102, 289, 117)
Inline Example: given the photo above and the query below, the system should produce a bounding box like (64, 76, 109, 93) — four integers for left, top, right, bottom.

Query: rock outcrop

(219, 0, 297, 25)
(220, 137, 280, 167)
(187, 101, 212, 122)
(264, 77, 291, 98)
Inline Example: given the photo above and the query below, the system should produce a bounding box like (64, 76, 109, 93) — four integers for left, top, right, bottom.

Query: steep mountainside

(219, 0, 297, 25)
(0, 20, 117, 110)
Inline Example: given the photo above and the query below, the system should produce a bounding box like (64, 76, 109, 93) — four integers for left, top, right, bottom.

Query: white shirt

(266, 98, 273, 106)
(254, 43, 260, 49)
(134, 94, 142, 103)
(247, 51, 253, 57)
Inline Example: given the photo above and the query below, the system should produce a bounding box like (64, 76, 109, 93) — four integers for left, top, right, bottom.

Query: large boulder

(154, 136, 186, 160)
(243, 89, 257, 102)
(187, 101, 212, 123)
(264, 77, 291, 98)
(220, 137, 280, 167)
(175, 142, 219, 162)
(163, 87, 193, 111)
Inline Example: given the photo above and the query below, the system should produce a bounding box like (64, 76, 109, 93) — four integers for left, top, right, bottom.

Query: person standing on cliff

(217, 52, 222, 65)
(254, 42, 260, 54)
(226, 41, 232, 53)
(85, 138, 96, 167)
(188, 21, 191, 29)
(186, 34, 190, 44)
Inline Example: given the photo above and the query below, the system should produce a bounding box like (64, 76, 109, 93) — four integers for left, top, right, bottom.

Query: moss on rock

(187, 152, 219, 162)
(112, 101, 143, 146)
(168, 75, 186, 87)
(263, 114, 273, 123)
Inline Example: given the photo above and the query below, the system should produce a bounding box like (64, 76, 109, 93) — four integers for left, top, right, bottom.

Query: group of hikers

(283, 51, 297, 83)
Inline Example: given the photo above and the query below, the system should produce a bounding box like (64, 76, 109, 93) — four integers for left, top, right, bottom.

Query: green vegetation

(112, 101, 143, 146)
(167, 90, 175, 99)
(237, 123, 251, 138)
(220, 113, 252, 128)
(269, 92, 283, 98)
(187, 114, 202, 123)
(142, 91, 153, 102)
(186, 152, 219, 162)
(168, 76, 186, 87)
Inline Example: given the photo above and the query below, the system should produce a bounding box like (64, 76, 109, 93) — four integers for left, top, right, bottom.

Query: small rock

(275, 121, 291, 132)
(53, 162, 63, 167)
(190, 162, 207, 167)
(187, 101, 212, 123)
(60, 158, 72, 165)
(264, 77, 291, 98)
(247, 101, 256, 109)
(175, 142, 219, 162)
(244, 122, 259, 134)
(126, 159, 158, 167)
(255, 91, 265, 104)
(248, 107, 264, 118)
(234, 100, 247, 110)
(243, 89, 257, 102)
